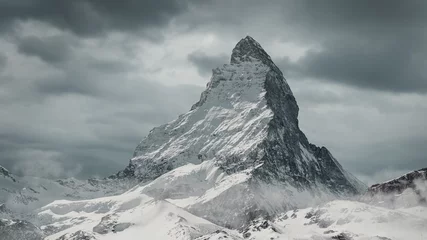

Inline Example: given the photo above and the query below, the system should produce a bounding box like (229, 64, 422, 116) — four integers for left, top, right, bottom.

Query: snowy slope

(38, 191, 427, 240)
(128, 60, 274, 181)
(38, 189, 241, 240)
(243, 200, 427, 240)
(0, 164, 137, 218)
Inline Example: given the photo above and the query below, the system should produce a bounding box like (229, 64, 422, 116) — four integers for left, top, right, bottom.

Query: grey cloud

(10, 36, 134, 98)
(289, 0, 427, 38)
(289, 78, 427, 184)
(0, 80, 202, 178)
(0, 0, 200, 36)
(0, 53, 7, 70)
(189, 0, 427, 40)
(184, 0, 427, 93)
(188, 51, 228, 76)
(345, 137, 427, 176)
(34, 73, 99, 96)
(0, 30, 204, 178)
(16, 34, 78, 64)
(88, 58, 135, 74)
(287, 39, 427, 93)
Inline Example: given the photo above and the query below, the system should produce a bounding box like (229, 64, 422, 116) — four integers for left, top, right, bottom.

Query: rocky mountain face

(362, 168, 427, 208)
(115, 36, 365, 227)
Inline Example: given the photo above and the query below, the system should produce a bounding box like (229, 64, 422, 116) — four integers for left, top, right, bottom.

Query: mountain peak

(124, 36, 364, 227)
(231, 36, 282, 74)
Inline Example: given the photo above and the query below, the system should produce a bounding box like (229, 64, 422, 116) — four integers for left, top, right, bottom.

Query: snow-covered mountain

(115, 36, 365, 226)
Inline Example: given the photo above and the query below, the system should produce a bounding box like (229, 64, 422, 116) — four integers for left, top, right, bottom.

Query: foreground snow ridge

(39, 192, 427, 240)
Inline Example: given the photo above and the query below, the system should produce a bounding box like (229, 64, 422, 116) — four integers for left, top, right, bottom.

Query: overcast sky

(0, 0, 426, 185)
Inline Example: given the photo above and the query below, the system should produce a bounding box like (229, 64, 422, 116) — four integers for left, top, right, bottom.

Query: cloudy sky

(0, 0, 426, 185)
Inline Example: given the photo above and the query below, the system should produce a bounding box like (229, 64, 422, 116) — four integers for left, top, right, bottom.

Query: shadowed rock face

(57, 230, 97, 240)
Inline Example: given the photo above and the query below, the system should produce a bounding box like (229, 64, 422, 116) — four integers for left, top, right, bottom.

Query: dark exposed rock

(332, 232, 353, 240)
(375, 236, 392, 240)
(112, 222, 132, 233)
(92, 213, 132, 235)
(243, 231, 251, 238)
(318, 218, 335, 228)
(260, 220, 269, 229)
(111, 160, 136, 179)
(92, 214, 117, 234)
(56, 230, 97, 240)
(0, 165, 17, 182)
(231, 36, 282, 75)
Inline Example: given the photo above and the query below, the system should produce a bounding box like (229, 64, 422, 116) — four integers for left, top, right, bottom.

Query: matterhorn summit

(113, 36, 365, 226)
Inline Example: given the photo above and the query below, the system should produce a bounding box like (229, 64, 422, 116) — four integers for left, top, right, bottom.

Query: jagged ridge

(362, 168, 427, 207)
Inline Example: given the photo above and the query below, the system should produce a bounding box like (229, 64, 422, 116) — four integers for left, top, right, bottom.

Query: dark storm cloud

(286, 38, 427, 93)
(11, 34, 135, 98)
(279, 0, 427, 92)
(0, 0, 196, 36)
(0, 79, 202, 178)
(0, 26, 203, 178)
(34, 73, 99, 96)
(0, 53, 7, 70)
(288, 1, 427, 93)
(16, 35, 77, 64)
(187, 51, 228, 76)
(342, 136, 427, 179)
(185, 0, 427, 93)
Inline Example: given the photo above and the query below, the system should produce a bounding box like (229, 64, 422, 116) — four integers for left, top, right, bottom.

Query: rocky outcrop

(368, 168, 427, 195)
(362, 168, 427, 207)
